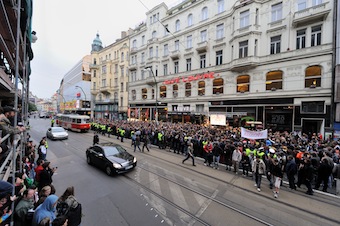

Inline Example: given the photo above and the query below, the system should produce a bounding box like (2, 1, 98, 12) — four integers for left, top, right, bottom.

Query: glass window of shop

(173, 84, 178, 98)
(266, 71, 282, 90)
(305, 65, 321, 88)
(198, 81, 205, 96)
(160, 86, 167, 98)
(185, 83, 191, 97)
(142, 88, 147, 99)
(213, 78, 223, 94)
(237, 75, 250, 93)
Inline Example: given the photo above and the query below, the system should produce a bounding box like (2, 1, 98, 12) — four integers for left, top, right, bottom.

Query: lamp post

(75, 85, 88, 111)
(144, 67, 158, 123)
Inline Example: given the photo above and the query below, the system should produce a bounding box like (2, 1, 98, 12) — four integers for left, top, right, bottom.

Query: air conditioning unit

(271, 87, 276, 91)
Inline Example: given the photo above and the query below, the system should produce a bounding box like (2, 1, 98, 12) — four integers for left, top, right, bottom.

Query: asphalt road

(28, 117, 340, 226)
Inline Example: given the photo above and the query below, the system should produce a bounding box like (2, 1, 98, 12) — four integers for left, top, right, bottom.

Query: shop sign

(173, 106, 191, 112)
(163, 72, 216, 85)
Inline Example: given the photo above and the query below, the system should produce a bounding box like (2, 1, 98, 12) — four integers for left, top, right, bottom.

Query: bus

(56, 114, 90, 132)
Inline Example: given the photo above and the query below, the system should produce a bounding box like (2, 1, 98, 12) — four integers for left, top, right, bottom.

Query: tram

(56, 114, 90, 132)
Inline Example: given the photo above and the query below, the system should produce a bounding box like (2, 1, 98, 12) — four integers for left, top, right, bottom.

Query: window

(93, 82, 96, 90)
(185, 83, 191, 97)
(141, 52, 145, 63)
(163, 64, 168, 76)
(198, 81, 205, 96)
(311, 25, 322, 46)
(270, 36, 281, 54)
(301, 101, 324, 113)
(121, 67, 124, 77)
(312, 0, 323, 6)
(202, 7, 208, 21)
(93, 70, 96, 78)
(296, 29, 306, 49)
(175, 20, 180, 32)
(175, 40, 180, 50)
(173, 84, 178, 98)
(240, 10, 250, 28)
(216, 50, 223, 65)
(266, 71, 283, 90)
(200, 30, 207, 42)
(271, 3, 282, 22)
(305, 65, 321, 88)
(142, 88, 147, 99)
(217, 0, 224, 14)
(120, 97, 123, 107)
(141, 70, 145, 80)
(121, 52, 124, 62)
(132, 90, 136, 100)
(142, 35, 145, 45)
(297, 0, 307, 11)
(152, 89, 155, 99)
(132, 40, 137, 48)
(160, 86, 167, 98)
(187, 35, 192, 48)
(188, 14, 193, 27)
(255, 8, 259, 25)
(120, 82, 124, 90)
(102, 79, 106, 87)
(239, 41, 248, 58)
(149, 47, 153, 58)
(102, 65, 107, 74)
(155, 46, 158, 57)
(164, 25, 169, 36)
(152, 31, 157, 39)
(186, 58, 192, 71)
(237, 75, 250, 93)
(164, 44, 169, 56)
(213, 78, 224, 94)
(216, 24, 224, 39)
(254, 39, 258, 56)
(200, 54, 206, 68)
(174, 61, 179, 73)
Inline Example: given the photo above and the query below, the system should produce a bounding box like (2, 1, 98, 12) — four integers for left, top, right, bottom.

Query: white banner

(241, 127, 268, 140)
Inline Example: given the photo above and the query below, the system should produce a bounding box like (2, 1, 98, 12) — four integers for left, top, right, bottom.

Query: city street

(28, 117, 340, 226)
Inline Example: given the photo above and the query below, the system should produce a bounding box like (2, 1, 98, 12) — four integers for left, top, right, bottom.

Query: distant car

(86, 143, 137, 176)
(46, 127, 69, 140)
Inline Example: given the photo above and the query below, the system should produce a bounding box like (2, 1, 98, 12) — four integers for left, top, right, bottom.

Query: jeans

(255, 173, 262, 188)
(213, 155, 220, 168)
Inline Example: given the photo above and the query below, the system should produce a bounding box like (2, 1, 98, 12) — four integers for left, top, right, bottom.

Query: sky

(30, 0, 181, 99)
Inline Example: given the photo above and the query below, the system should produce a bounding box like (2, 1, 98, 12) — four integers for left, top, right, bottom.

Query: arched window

(173, 84, 178, 98)
(187, 14, 193, 27)
(131, 90, 136, 100)
(213, 78, 224, 94)
(152, 31, 157, 39)
(198, 81, 205, 96)
(142, 88, 147, 99)
(266, 71, 283, 90)
(305, 65, 321, 88)
(160, 86, 167, 98)
(202, 7, 208, 21)
(175, 19, 180, 32)
(237, 75, 250, 93)
(185, 83, 191, 97)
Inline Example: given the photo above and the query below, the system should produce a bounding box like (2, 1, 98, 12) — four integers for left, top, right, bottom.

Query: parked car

(46, 127, 69, 140)
(86, 143, 137, 176)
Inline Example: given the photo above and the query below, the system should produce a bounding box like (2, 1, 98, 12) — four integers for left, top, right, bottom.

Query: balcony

(146, 56, 160, 63)
(147, 38, 159, 45)
(170, 50, 180, 60)
(95, 98, 118, 104)
(230, 56, 260, 72)
(130, 47, 138, 54)
(292, 1, 331, 27)
(196, 41, 208, 53)
(89, 64, 99, 69)
(90, 88, 99, 95)
(129, 63, 138, 71)
(99, 86, 112, 94)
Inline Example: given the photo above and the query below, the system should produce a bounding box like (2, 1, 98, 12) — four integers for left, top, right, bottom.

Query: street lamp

(75, 85, 87, 110)
(144, 67, 158, 123)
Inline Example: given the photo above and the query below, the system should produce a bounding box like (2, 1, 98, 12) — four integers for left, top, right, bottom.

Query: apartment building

(90, 32, 131, 119)
(128, 0, 334, 136)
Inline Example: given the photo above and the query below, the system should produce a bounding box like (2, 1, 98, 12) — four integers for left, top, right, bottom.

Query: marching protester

(182, 137, 196, 166)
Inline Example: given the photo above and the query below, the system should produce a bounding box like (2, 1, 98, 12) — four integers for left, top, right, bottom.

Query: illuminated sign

(163, 72, 216, 85)
(76, 92, 81, 98)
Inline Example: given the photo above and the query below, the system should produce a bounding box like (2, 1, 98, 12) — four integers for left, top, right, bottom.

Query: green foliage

(28, 102, 37, 112)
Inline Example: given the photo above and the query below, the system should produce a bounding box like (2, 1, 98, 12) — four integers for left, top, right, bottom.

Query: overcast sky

(30, 0, 180, 99)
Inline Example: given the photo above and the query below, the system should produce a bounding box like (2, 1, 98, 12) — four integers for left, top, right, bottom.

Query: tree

(28, 102, 37, 112)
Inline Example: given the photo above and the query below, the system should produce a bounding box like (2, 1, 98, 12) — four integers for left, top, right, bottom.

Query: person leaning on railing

(0, 106, 25, 139)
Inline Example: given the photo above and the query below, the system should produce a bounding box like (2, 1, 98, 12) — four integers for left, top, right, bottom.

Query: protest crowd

(91, 118, 340, 198)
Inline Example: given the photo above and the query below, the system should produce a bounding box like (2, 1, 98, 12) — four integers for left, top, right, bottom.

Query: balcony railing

(293, 1, 331, 27)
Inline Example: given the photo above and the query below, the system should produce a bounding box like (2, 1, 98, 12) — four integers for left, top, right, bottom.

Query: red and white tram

(56, 114, 90, 132)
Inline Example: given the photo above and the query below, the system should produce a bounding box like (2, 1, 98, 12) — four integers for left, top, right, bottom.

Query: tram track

(125, 165, 275, 226)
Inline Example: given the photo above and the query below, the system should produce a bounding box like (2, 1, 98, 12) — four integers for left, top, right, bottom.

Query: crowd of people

(91, 119, 340, 198)
(0, 106, 82, 226)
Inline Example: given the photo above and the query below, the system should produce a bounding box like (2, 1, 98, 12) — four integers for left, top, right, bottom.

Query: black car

(86, 143, 137, 176)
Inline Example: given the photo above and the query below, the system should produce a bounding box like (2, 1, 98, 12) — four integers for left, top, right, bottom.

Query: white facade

(128, 0, 334, 135)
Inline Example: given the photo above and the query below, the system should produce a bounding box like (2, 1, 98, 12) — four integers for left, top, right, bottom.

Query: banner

(241, 127, 268, 140)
